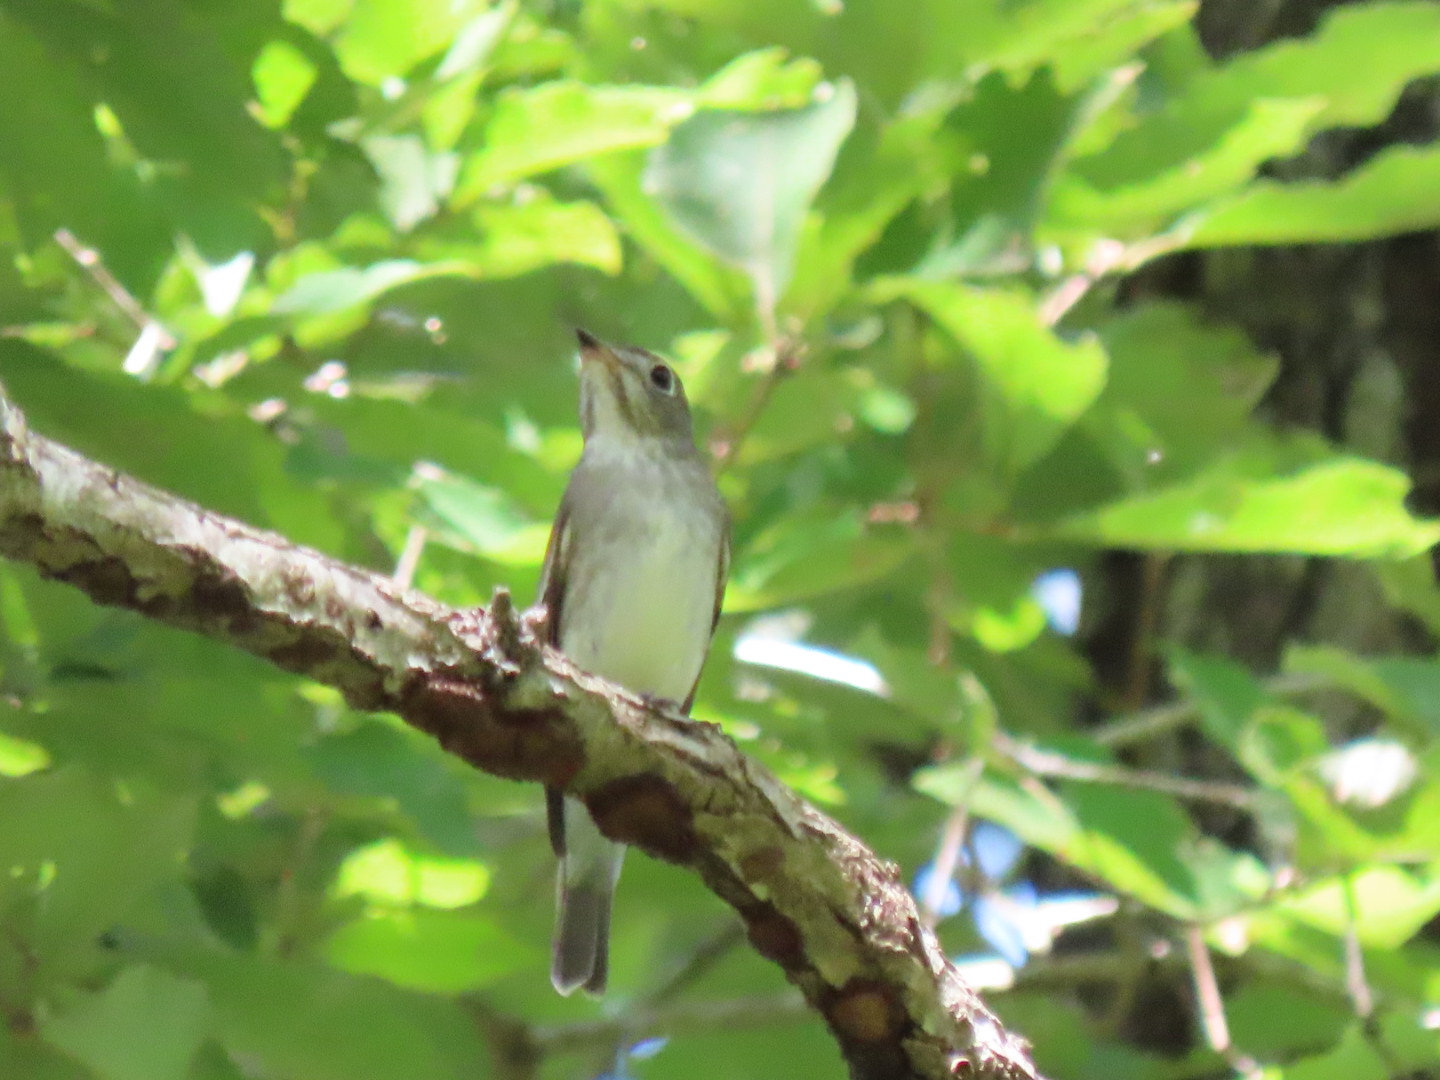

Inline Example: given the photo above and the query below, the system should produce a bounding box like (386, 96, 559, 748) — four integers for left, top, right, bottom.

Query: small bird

(538, 329, 729, 995)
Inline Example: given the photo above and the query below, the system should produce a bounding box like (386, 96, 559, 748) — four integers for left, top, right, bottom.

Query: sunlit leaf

(334, 0, 480, 85)
(1188, 144, 1440, 247)
(644, 81, 857, 313)
(325, 910, 529, 992)
(1064, 1, 1440, 214)
(1056, 442, 1440, 557)
(457, 81, 687, 200)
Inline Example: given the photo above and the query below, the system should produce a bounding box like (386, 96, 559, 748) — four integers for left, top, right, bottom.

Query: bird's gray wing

(538, 493, 574, 856)
(681, 523, 730, 714)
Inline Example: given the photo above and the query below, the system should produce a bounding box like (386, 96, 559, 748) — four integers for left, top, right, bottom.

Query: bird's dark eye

(649, 364, 675, 393)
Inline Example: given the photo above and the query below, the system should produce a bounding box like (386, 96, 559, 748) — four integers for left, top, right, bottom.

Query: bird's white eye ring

(649, 364, 675, 394)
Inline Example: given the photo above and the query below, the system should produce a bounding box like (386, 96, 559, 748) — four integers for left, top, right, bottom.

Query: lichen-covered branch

(0, 388, 1041, 1080)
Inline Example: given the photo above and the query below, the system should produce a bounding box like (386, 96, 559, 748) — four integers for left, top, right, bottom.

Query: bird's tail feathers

(551, 868, 613, 996)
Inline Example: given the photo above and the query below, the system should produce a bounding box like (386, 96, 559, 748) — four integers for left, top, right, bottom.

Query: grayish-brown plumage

(538, 329, 728, 995)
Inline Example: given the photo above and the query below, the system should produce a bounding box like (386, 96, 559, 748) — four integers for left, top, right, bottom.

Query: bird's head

(575, 328, 695, 449)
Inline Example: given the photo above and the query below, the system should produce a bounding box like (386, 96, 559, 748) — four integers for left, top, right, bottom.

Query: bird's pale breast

(558, 458, 721, 704)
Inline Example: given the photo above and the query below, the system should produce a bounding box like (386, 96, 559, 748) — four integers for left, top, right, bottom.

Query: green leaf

(1275, 1018, 1440, 1080)
(362, 134, 458, 231)
(170, 952, 484, 1080)
(727, 508, 912, 611)
(43, 967, 210, 1080)
(1192, 2, 1440, 132)
(271, 259, 467, 316)
(916, 70, 1082, 278)
(644, 81, 857, 312)
(325, 909, 530, 992)
(1187, 144, 1440, 247)
(0, 347, 346, 553)
(1052, 97, 1325, 231)
(1167, 648, 1265, 750)
(0, 767, 196, 957)
(7, 0, 286, 253)
(787, 111, 942, 316)
(918, 761, 1266, 918)
(0, 730, 49, 778)
(951, 0, 1198, 78)
(333, 0, 481, 85)
(457, 82, 687, 199)
(945, 534, 1050, 652)
(305, 722, 476, 853)
(732, 366, 854, 465)
(875, 279, 1108, 475)
(411, 466, 549, 566)
(0, 21, 169, 287)
(409, 192, 623, 277)
(1046, 1, 1197, 91)
(1086, 302, 1277, 478)
(1056, 441, 1440, 558)
(334, 839, 488, 910)
(695, 48, 824, 111)
(1269, 866, 1440, 949)
(252, 39, 319, 129)
(464, 194, 622, 277)
(1284, 644, 1440, 740)
(1062, 1, 1440, 226)
(587, 153, 752, 321)
(1224, 984, 1349, 1058)
(0, 1027, 90, 1080)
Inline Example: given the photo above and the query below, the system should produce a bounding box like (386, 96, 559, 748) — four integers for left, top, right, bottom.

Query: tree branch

(0, 387, 1043, 1080)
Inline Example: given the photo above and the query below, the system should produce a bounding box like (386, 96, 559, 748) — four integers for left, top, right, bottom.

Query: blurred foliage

(1, 1, 1440, 1079)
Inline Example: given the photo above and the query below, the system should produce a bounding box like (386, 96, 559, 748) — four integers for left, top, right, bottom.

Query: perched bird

(537, 329, 729, 995)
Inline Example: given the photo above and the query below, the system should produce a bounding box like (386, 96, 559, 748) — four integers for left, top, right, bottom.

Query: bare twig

(1092, 671, 1331, 748)
(53, 229, 176, 350)
(1342, 873, 1374, 1020)
(996, 734, 1257, 811)
(710, 338, 805, 475)
(393, 524, 429, 588)
(1185, 924, 1230, 1052)
(921, 762, 983, 928)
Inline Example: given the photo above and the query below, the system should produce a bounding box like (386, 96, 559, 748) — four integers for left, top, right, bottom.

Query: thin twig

(393, 524, 428, 589)
(921, 762, 983, 928)
(996, 733, 1257, 810)
(1185, 924, 1230, 1053)
(1092, 670, 1332, 748)
(711, 338, 804, 476)
(1037, 240, 1126, 327)
(1342, 873, 1374, 1020)
(53, 229, 176, 349)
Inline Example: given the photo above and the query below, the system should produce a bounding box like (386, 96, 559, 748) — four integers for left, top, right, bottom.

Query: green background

(2, 1, 1440, 1078)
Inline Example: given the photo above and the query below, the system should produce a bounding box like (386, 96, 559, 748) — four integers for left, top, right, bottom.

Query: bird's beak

(575, 328, 618, 373)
